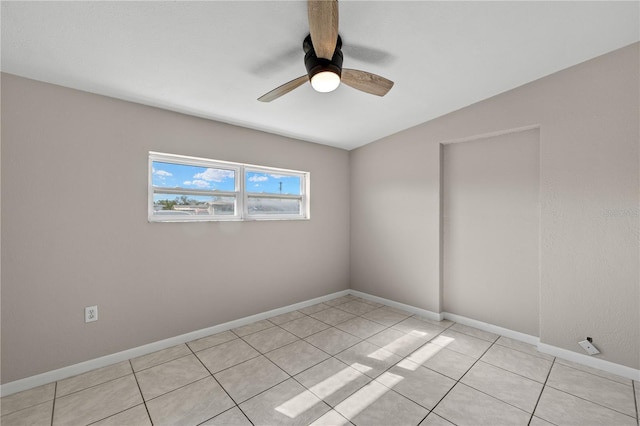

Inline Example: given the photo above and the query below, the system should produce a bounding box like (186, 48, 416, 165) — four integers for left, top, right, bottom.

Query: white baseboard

(442, 313, 539, 346)
(0, 289, 350, 397)
(3, 288, 638, 396)
(350, 292, 639, 381)
(348, 290, 444, 321)
(538, 343, 640, 382)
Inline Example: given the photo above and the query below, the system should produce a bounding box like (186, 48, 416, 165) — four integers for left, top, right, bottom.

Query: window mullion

(246, 193, 302, 200)
(153, 187, 237, 198)
(239, 165, 246, 219)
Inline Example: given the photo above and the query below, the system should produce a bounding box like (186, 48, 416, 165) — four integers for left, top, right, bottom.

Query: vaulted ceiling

(2, 1, 638, 150)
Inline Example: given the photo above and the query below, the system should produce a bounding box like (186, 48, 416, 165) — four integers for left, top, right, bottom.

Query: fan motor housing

(304, 34, 343, 81)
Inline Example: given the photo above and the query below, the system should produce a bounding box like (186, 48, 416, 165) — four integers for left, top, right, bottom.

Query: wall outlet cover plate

(578, 339, 600, 355)
(85, 306, 98, 323)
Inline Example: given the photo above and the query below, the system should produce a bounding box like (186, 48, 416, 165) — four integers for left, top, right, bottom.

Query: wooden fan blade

(341, 69, 394, 97)
(308, 0, 338, 60)
(258, 75, 309, 102)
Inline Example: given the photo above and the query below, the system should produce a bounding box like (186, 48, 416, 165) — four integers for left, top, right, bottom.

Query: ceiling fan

(258, 0, 394, 102)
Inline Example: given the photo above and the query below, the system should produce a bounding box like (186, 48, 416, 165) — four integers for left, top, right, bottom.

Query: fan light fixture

(304, 35, 343, 94)
(257, 16, 394, 103)
(311, 70, 340, 92)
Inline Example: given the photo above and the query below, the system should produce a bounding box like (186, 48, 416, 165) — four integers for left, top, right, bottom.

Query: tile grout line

(288, 373, 338, 425)
(386, 326, 456, 426)
(415, 335, 557, 425)
(140, 375, 214, 405)
(194, 406, 253, 426)
(129, 359, 154, 426)
(263, 335, 336, 369)
(446, 370, 536, 418)
(226, 303, 396, 424)
(186, 331, 240, 353)
(134, 350, 195, 374)
(419, 336, 499, 424)
(0, 302, 503, 425)
(289, 307, 455, 423)
(86, 404, 154, 426)
(245, 307, 369, 362)
(545, 365, 637, 412)
(633, 380, 639, 426)
(492, 340, 554, 363)
(21, 297, 634, 426)
(49, 369, 134, 400)
(213, 309, 385, 424)
(54, 378, 150, 426)
(534, 352, 638, 419)
(49, 381, 57, 426)
(238, 323, 299, 355)
(230, 322, 349, 411)
(438, 332, 635, 415)
(438, 330, 559, 385)
(186, 343, 255, 425)
(472, 356, 551, 386)
(200, 352, 263, 377)
(553, 360, 634, 388)
(230, 320, 278, 339)
(338, 320, 455, 423)
(302, 326, 364, 354)
(215, 356, 292, 413)
(543, 382, 639, 420)
(0, 304, 519, 424)
(303, 321, 403, 415)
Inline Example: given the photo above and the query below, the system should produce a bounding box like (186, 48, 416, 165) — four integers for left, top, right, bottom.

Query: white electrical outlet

(578, 338, 600, 355)
(85, 305, 98, 323)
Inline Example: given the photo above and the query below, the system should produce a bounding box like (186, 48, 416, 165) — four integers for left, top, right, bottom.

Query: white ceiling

(2, 1, 638, 150)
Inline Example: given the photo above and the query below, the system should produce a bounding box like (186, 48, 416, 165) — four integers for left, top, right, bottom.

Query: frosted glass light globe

(311, 71, 340, 93)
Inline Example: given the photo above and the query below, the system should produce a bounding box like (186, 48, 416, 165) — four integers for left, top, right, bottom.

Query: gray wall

(443, 129, 540, 336)
(1, 73, 350, 383)
(350, 43, 639, 369)
(2, 42, 639, 383)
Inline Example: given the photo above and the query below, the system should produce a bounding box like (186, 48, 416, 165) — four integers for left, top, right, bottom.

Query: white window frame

(244, 165, 309, 220)
(149, 152, 310, 222)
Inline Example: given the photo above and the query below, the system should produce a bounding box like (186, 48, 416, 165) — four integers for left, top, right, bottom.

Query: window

(245, 168, 304, 218)
(149, 152, 309, 222)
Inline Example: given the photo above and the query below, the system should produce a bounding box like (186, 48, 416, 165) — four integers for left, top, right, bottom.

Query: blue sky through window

(152, 162, 301, 203)
(246, 171, 301, 195)
(152, 161, 235, 191)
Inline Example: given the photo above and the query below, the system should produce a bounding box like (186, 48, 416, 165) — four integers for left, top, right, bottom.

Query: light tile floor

(2, 294, 639, 425)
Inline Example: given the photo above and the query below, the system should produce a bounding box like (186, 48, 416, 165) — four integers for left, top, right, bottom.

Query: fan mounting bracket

(303, 34, 342, 55)
(304, 34, 344, 80)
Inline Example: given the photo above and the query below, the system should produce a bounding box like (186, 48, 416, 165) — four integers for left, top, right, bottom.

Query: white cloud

(269, 174, 289, 179)
(153, 169, 173, 177)
(194, 168, 234, 182)
(184, 180, 210, 188)
(192, 180, 210, 188)
(249, 175, 268, 182)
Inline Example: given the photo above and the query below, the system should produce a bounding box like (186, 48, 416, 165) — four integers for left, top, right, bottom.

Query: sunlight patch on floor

(275, 363, 372, 419)
(308, 364, 369, 400)
(398, 335, 454, 370)
(274, 330, 450, 420)
(309, 409, 350, 426)
(431, 335, 455, 347)
(367, 330, 427, 361)
(374, 371, 405, 389)
(275, 389, 321, 419)
(367, 346, 395, 361)
(335, 372, 403, 420)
